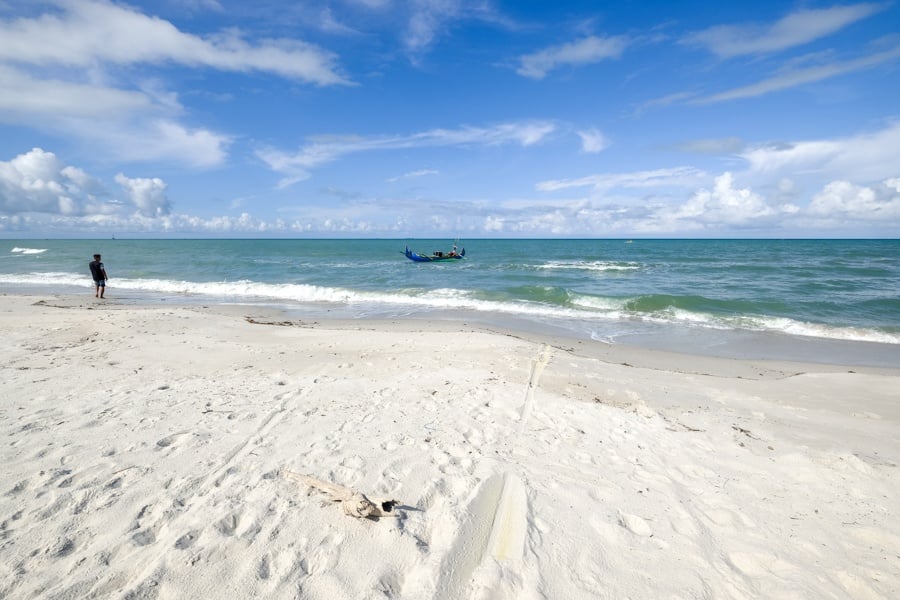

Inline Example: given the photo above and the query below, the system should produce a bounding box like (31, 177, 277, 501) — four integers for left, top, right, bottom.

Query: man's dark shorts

(94, 280, 106, 287)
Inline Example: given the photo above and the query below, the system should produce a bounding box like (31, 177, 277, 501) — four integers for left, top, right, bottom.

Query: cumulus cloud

(533, 167, 900, 234)
(517, 35, 628, 79)
(0, 148, 96, 215)
(682, 4, 883, 58)
(672, 172, 798, 224)
(0, 148, 177, 219)
(531, 167, 897, 235)
(259, 120, 557, 188)
(114, 174, 171, 217)
(808, 179, 900, 220)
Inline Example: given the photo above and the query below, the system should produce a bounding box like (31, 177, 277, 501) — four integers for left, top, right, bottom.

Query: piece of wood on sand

(283, 470, 400, 518)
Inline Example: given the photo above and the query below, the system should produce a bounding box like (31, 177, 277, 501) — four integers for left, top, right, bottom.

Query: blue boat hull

(404, 246, 465, 262)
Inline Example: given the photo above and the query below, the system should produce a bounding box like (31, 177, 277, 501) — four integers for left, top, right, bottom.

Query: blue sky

(1, 0, 898, 238)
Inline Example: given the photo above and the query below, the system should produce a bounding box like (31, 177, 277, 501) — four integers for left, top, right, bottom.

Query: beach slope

(1, 295, 898, 599)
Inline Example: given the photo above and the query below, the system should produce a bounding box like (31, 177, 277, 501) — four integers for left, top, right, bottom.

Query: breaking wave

(2, 271, 897, 345)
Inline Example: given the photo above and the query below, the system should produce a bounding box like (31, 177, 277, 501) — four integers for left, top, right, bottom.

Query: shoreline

(9, 285, 900, 369)
(2, 292, 898, 598)
(19, 291, 900, 375)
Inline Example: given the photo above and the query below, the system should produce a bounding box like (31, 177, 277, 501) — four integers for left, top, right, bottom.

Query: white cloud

(404, 0, 462, 54)
(349, 0, 392, 8)
(671, 172, 798, 224)
(178, 0, 225, 11)
(683, 4, 883, 58)
(577, 129, 609, 153)
(0, 66, 155, 120)
(401, 0, 511, 57)
(677, 137, 745, 154)
(317, 6, 362, 36)
(0, 148, 107, 215)
(0, 148, 178, 219)
(387, 169, 439, 182)
(517, 35, 627, 79)
(633, 91, 698, 117)
(0, 65, 231, 167)
(0, 1, 279, 168)
(696, 47, 900, 104)
(259, 121, 557, 187)
(531, 169, 897, 235)
(2, 167, 897, 236)
(114, 174, 171, 218)
(536, 166, 705, 192)
(93, 120, 231, 168)
(808, 179, 900, 220)
(0, 0, 350, 85)
(740, 121, 900, 182)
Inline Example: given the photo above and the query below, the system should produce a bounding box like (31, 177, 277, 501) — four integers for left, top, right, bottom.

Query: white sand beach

(1, 293, 898, 599)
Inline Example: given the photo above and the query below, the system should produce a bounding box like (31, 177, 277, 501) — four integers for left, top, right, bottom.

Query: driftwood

(283, 470, 400, 518)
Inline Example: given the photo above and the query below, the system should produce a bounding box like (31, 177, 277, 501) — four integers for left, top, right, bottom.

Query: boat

(404, 244, 465, 262)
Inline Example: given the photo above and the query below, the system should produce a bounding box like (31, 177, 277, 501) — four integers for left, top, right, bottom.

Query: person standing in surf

(89, 253, 108, 298)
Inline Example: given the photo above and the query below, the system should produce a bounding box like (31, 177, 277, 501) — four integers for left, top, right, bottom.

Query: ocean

(3, 238, 899, 367)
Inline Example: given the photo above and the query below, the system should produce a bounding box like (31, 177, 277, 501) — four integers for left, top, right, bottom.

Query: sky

(0, 0, 899, 238)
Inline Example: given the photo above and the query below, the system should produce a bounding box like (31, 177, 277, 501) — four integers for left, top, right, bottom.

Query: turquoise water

(3, 238, 899, 365)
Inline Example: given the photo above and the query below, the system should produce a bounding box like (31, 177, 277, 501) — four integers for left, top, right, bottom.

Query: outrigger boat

(404, 243, 465, 262)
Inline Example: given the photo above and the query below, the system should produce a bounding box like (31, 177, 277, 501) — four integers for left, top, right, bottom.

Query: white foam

(10, 247, 48, 255)
(0, 272, 84, 286)
(538, 260, 640, 272)
(2, 272, 897, 345)
(569, 293, 629, 311)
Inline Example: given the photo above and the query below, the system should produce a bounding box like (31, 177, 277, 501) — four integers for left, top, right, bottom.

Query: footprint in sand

(258, 555, 272, 580)
(155, 431, 189, 448)
(131, 503, 163, 546)
(174, 530, 200, 550)
(132, 528, 157, 546)
(35, 492, 72, 521)
(215, 511, 242, 536)
(259, 548, 307, 584)
(213, 465, 240, 487)
(375, 569, 406, 597)
(53, 537, 77, 557)
(8, 479, 29, 494)
(44, 468, 73, 486)
(305, 532, 344, 575)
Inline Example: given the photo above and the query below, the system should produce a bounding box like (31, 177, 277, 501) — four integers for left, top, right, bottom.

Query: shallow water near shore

(3, 238, 899, 366)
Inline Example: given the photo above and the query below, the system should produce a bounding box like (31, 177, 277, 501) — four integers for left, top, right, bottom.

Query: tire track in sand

(435, 344, 551, 599)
